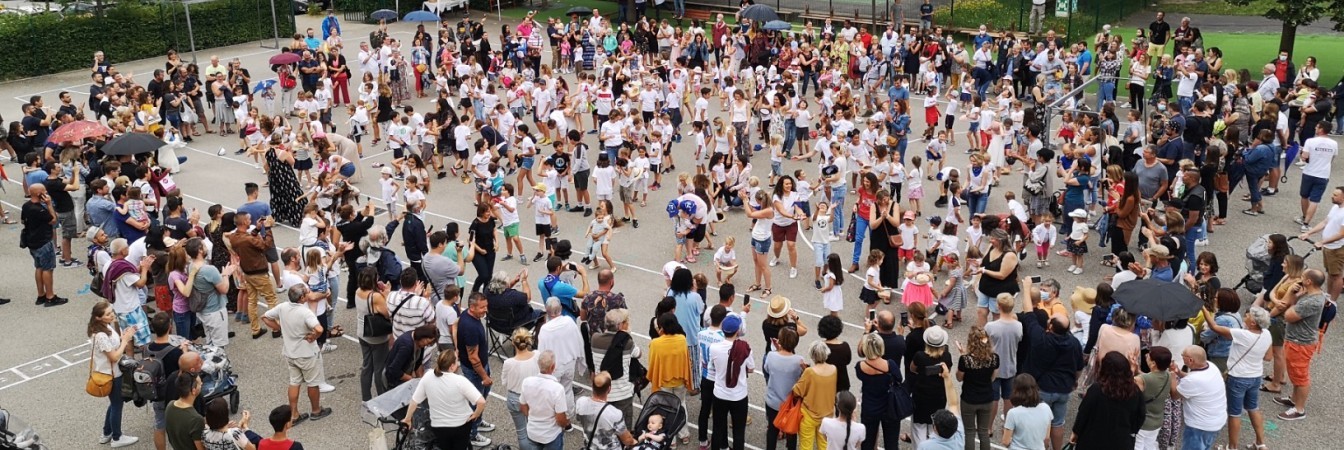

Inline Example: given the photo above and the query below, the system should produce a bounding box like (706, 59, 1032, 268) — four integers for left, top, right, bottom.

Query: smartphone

(741, 293, 751, 306)
(900, 311, 910, 327)
(868, 309, 877, 321)
(1030, 275, 1042, 283)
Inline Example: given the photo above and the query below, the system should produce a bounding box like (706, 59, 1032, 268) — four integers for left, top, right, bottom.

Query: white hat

(381, 166, 394, 175)
(1067, 209, 1088, 219)
(923, 326, 949, 347)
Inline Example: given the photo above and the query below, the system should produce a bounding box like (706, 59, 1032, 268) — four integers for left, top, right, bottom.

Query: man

(22, 183, 65, 307)
(1020, 294, 1083, 450)
(1171, 170, 1205, 266)
(918, 0, 934, 30)
(163, 352, 206, 414)
(1298, 123, 1337, 229)
(298, 51, 321, 94)
(1148, 12, 1170, 63)
(917, 364, 964, 450)
(396, 204, 429, 280)
(89, 72, 113, 120)
(1028, 0, 1046, 34)
(576, 371, 636, 450)
(321, 10, 341, 40)
(422, 230, 466, 297)
(229, 211, 279, 339)
(538, 298, 585, 404)
(21, 99, 51, 148)
(1134, 145, 1170, 206)
(1271, 49, 1296, 86)
(56, 91, 79, 120)
(1171, 346, 1225, 450)
(1269, 268, 1329, 421)
(705, 283, 750, 329)
(520, 350, 572, 450)
(580, 269, 629, 334)
(710, 315, 754, 450)
(590, 309, 642, 429)
(1257, 64, 1280, 103)
(457, 293, 497, 447)
(145, 313, 186, 450)
(260, 284, 333, 425)
(1301, 187, 1344, 301)
(869, 310, 907, 364)
(695, 305, 728, 449)
(985, 294, 1022, 421)
(539, 256, 588, 319)
(185, 238, 235, 346)
(237, 183, 282, 286)
(163, 372, 205, 450)
(86, 181, 120, 242)
(387, 268, 436, 341)
(44, 163, 82, 268)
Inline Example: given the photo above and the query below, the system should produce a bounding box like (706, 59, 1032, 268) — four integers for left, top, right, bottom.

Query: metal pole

(271, 0, 281, 49)
(185, 2, 198, 65)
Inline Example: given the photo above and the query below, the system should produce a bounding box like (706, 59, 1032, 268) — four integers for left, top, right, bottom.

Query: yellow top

(791, 366, 837, 419)
(648, 334, 692, 391)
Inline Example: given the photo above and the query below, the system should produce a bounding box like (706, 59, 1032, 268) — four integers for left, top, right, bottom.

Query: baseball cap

(721, 315, 742, 335)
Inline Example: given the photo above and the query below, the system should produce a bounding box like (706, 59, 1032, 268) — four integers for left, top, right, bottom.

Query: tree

(1226, 0, 1344, 58)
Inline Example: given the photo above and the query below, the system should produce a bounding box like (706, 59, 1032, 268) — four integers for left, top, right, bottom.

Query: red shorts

(1285, 340, 1318, 386)
(771, 223, 798, 242)
(898, 248, 916, 260)
(925, 106, 940, 125)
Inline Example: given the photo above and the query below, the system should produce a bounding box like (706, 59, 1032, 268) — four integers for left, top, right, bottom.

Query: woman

(745, 190, 776, 295)
(765, 327, 805, 450)
(1258, 251, 1302, 394)
(649, 313, 695, 444)
(976, 229, 1020, 327)
(855, 332, 899, 450)
(258, 135, 307, 227)
(1203, 305, 1271, 450)
(820, 391, 865, 450)
(468, 203, 499, 293)
(403, 349, 488, 450)
(1128, 55, 1151, 115)
(500, 328, 540, 449)
(850, 172, 880, 272)
(771, 175, 806, 279)
(202, 398, 257, 449)
(1298, 56, 1320, 83)
(165, 245, 196, 340)
(729, 90, 751, 157)
(761, 295, 809, 354)
(385, 325, 438, 390)
(819, 316, 852, 392)
(89, 300, 140, 447)
(1201, 287, 1243, 372)
(869, 190, 903, 288)
(792, 340, 838, 450)
(1072, 352, 1145, 449)
(999, 374, 1051, 450)
(965, 154, 992, 216)
(958, 326, 1000, 450)
(355, 267, 390, 401)
(909, 325, 953, 446)
(1094, 307, 1141, 375)
(1133, 347, 1174, 450)
(667, 268, 705, 380)
(1062, 157, 1092, 237)
(1112, 171, 1140, 256)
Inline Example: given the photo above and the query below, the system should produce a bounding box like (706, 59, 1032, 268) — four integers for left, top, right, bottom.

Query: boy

(530, 183, 556, 262)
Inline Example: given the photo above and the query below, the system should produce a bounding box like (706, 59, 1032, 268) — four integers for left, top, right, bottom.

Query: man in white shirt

(260, 284, 333, 424)
(1301, 186, 1344, 302)
(358, 42, 380, 77)
(1172, 346, 1226, 450)
(574, 372, 636, 450)
(709, 315, 754, 450)
(1297, 122, 1338, 229)
(1257, 64, 1280, 102)
(520, 350, 572, 449)
(537, 298, 584, 405)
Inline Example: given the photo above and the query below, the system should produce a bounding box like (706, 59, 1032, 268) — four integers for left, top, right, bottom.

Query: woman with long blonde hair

(956, 326, 1000, 450)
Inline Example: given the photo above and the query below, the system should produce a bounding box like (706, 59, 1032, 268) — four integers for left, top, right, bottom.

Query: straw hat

(767, 295, 791, 319)
(1070, 286, 1097, 313)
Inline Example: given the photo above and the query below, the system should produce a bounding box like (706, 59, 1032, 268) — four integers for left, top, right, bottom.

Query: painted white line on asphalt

(0, 342, 90, 392)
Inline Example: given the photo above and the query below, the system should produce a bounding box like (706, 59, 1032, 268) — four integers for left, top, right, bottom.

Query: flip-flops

(310, 407, 333, 421)
(291, 413, 310, 425)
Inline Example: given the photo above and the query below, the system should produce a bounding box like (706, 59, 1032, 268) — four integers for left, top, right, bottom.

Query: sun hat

(767, 295, 791, 319)
(1067, 208, 1087, 219)
(1070, 286, 1097, 313)
(923, 326, 949, 348)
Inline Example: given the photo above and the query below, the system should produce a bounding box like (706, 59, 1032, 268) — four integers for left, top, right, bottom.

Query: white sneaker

(1066, 264, 1077, 273)
(110, 435, 140, 448)
(768, 257, 779, 267)
(470, 436, 493, 447)
(789, 267, 798, 279)
(1195, 238, 1209, 247)
(318, 383, 336, 393)
(1036, 261, 1043, 269)
(99, 435, 112, 445)
(1072, 267, 1084, 275)
(477, 421, 496, 432)
(321, 343, 338, 353)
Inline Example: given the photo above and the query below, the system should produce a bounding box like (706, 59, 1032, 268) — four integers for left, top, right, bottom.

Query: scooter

(0, 407, 45, 450)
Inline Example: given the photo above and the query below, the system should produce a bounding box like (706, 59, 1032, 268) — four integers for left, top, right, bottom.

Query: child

(925, 130, 946, 175)
(302, 247, 339, 351)
(768, 134, 785, 185)
(906, 155, 924, 215)
(118, 186, 150, 224)
(648, 130, 665, 190)
(964, 214, 984, 252)
(923, 87, 941, 140)
(714, 236, 739, 284)
(434, 285, 461, 352)
(1057, 111, 1076, 144)
(820, 253, 844, 317)
(897, 211, 920, 267)
(378, 167, 401, 218)
(887, 157, 905, 204)
(530, 183, 556, 262)
(495, 183, 525, 265)
(902, 252, 934, 308)
(859, 250, 891, 312)
(944, 89, 960, 145)
(631, 147, 651, 207)
(965, 96, 983, 152)
(582, 199, 617, 270)
(1031, 216, 1058, 268)
(403, 175, 426, 214)
(811, 202, 834, 289)
(794, 169, 814, 229)
(671, 200, 696, 263)
(634, 414, 668, 450)
(935, 252, 967, 328)
(934, 222, 960, 273)
(1066, 208, 1088, 274)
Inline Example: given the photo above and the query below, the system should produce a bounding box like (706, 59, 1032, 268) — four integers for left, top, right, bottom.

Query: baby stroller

(1235, 235, 1318, 293)
(0, 407, 45, 450)
(362, 379, 434, 450)
(630, 391, 688, 450)
(197, 344, 241, 413)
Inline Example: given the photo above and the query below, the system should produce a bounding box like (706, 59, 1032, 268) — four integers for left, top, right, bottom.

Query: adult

(1240, 129, 1276, 216)
(868, 190, 902, 287)
(1093, 308, 1141, 374)
(575, 372, 637, 450)
(105, 238, 156, 346)
(88, 300, 140, 447)
(984, 294, 1022, 425)
(1060, 158, 1092, 237)
(976, 229, 1020, 326)
(667, 268, 705, 376)
(229, 212, 280, 339)
(649, 312, 696, 443)
(469, 204, 500, 293)
(1134, 145, 1169, 206)
(86, 179, 121, 240)
(422, 230, 466, 297)
(1133, 347, 1175, 450)
(744, 190, 776, 294)
(384, 325, 438, 390)
(769, 175, 807, 279)
(337, 202, 377, 308)
(1021, 147, 1055, 226)
(849, 172, 881, 272)
(1172, 169, 1205, 267)
(458, 292, 497, 446)
(1202, 306, 1271, 450)
(1111, 172, 1141, 256)
(354, 267, 390, 401)
(591, 309, 641, 429)
(1070, 352, 1144, 450)
(1198, 288, 1239, 371)
(260, 136, 308, 227)
(164, 372, 206, 450)
(1000, 374, 1052, 450)
(260, 284, 333, 425)
(1020, 291, 1084, 450)
(957, 326, 1000, 450)
(910, 326, 954, 446)
(1171, 347, 1225, 450)
(581, 269, 629, 335)
(763, 326, 804, 450)
(144, 313, 186, 450)
(917, 362, 965, 450)
(44, 163, 82, 268)
(387, 268, 436, 341)
(854, 332, 900, 450)
(537, 298, 585, 403)
(538, 256, 589, 319)
(1269, 268, 1329, 421)
(485, 270, 541, 330)
(520, 350, 572, 450)
(22, 183, 64, 306)
(402, 349, 487, 450)
(709, 315, 754, 450)
(1301, 187, 1344, 302)
(792, 340, 838, 450)
(1298, 122, 1337, 228)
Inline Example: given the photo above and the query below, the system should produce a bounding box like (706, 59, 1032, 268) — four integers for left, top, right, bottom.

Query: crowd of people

(4, 4, 1340, 450)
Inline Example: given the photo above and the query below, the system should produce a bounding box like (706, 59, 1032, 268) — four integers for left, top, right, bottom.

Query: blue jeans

(782, 119, 797, 155)
(103, 376, 125, 439)
(1179, 96, 1194, 117)
(462, 364, 492, 439)
(507, 392, 534, 450)
(605, 145, 621, 163)
(1040, 391, 1070, 427)
(674, 0, 685, 16)
(1181, 425, 1218, 450)
(967, 191, 989, 216)
(1098, 81, 1116, 109)
(1226, 375, 1261, 416)
(831, 186, 847, 236)
(1184, 225, 1201, 268)
(851, 214, 870, 265)
(896, 137, 908, 164)
(532, 437, 564, 450)
(800, 71, 818, 96)
(174, 312, 196, 339)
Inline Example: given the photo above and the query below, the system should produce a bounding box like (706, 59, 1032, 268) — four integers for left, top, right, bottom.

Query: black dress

(869, 215, 902, 288)
(266, 148, 307, 227)
(826, 341, 854, 392)
(1072, 383, 1145, 450)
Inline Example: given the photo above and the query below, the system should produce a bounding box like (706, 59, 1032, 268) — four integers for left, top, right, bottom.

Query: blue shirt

(115, 203, 145, 243)
(1151, 265, 1174, 282)
(917, 419, 965, 450)
(237, 201, 272, 226)
(1064, 173, 1091, 206)
(456, 313, 489, 372)
(1076, 49, 1093, 75)
(669, 290, 705, 350)
(86, 195, 119, 239)
(538, 275, 579, 319)
(305, 37, 322, 51)
(24, 169, 47, 189)
(887, 85, 909, 103)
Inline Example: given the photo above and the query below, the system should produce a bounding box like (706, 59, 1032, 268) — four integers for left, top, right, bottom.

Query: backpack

(132, 344, 177, 402)
(88, 244, 108, 299)
(278, 66, 297, 90)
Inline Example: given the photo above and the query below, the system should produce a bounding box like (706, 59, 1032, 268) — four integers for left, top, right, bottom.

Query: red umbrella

(47, 120, 113, 144)
(269, 52, 301, 65)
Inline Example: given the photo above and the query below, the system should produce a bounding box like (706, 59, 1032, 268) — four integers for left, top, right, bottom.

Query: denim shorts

(30, 241, 55, 270)
(975, 290, 995, 309)
(751, 237, 771, 254)
(1225, 375, 1261, 416)
(520, 156, 535, 170)
(1181, 425, 1217, 450)
(814, 242, 831, 267)
(991, 377, 1014, 401)
(1040, 391, 1070, 427)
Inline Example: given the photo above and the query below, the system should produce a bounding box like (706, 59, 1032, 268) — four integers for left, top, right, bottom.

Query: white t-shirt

(1003, 403, 1053, 450)
(1225, 328, 1271, 379)
(819, 417, 866, 450)
(772, 193, 800, 226)
(1177, 367, 1228, 432)
(262, 302, 321, 359)
(709, 339, 756, 401)
(410, 371, 483, 428)
(1301, 135, 1337, 179)
(497, 197, 521, 226)
(533, 195, 554, 225)
(593, 167, 617, 195)
(520, 374, 569, 443)
(1322, 205, 1344, 250)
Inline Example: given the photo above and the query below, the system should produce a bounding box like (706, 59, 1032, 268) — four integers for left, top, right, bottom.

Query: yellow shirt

(648, 334, 692, 391)
(791, 366, 837, 418)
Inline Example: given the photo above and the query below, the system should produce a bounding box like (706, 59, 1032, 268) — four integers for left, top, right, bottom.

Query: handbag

(86, 345, 114, 398)
(884, 218, 902, 248)
(772, 393, 804, 435)
(1213, 172, 1230, 193)
(870, 360, 914, 419)
(845, 212, 856, 242)
(362, 293, 401, 338)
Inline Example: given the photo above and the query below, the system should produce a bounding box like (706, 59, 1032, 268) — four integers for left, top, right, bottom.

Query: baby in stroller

(632, 414, 667, 450)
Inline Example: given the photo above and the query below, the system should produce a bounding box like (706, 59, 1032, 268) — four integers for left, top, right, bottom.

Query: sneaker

(1296, 217, 1308, 226)
(470, 436, 493, 447)
(1072, 267, 1083, 275)
(110, 435, 140, 448)
(789, 267, 798, 279)
(1302, 225, 1311, 233)
(217, 148, 227, 156)
(477, 421, 497, 432)
(1066, 264, 1077, 273)
(815, 280, 822, 289)
(1278, 409, 1307, 421)
(633, 219, 640, 228)
(568, 205, 584, 212)
(769, 257, 779, 267)
(44, 297, 69, 307)
(60, 259, 82, 268)
(533, 253, 545, 262)
(584, 208, 594, 217)
(501, 254, 514, 261)
(321, 343, 338, 353)
(318, 383, 336, 393)
(1272, 397, 1296, 408)
(99, 435, 112, 444)
(1195, 238, 1209, 247)
(519, 256, 529, 266)
(371, 162, 385, 168)
(34, 296, 47, 306)
(1036, 261, 1044, 268)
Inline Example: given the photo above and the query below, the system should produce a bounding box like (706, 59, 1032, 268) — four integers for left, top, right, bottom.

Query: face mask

(1157, 104, 1167, 111)
(1041, 291, 1051, 301)
(1279, 55, 1287, 61)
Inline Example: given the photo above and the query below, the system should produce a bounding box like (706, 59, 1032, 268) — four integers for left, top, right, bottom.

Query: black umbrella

(737, 4, 779, 22)
(370, 9, 398, 21)
(101, 132, 162, 156)
(1113, 279, 1204, 322)
(566, 6, 593, 15)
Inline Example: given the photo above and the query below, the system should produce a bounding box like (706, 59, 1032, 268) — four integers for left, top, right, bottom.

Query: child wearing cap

(1066, 208, 1089, 274)
(529, 182, 555, 262)
(378, 166, 400, 219)
(898, 211, 921, 266)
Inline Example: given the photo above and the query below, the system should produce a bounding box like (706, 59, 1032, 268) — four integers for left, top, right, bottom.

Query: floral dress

(266, 148, 308, 227)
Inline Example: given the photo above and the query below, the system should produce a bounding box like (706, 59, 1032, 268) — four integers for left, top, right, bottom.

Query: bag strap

(387, 292, 410, 321)
(582, 402, 612, 450)
(1225, 331, 1263, 374)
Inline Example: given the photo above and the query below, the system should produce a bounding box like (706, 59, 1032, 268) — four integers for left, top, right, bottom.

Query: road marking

(0, 342, 91, 392)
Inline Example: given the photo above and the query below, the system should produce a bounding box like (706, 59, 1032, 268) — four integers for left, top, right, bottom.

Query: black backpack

(132, 344, 178, 402)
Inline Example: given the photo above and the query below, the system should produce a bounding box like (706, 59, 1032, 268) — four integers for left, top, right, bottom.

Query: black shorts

(573, 169, 590, 190)
(264, 246, 280, 263)
(691, 223, 706, 242)
(535, 224, 552, 236)
(393, 146, 405, 159)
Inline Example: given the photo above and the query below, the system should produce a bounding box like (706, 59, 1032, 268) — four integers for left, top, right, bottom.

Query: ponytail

(434, 349, 459, 377)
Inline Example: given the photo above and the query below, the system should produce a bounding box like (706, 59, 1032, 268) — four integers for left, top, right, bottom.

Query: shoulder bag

(867, 359, 914, 419)
(1223, 331, 1263, 376)
(86, 342, 114, 397)
(772, 393, 803, 435)
(363, 292, 401, 338)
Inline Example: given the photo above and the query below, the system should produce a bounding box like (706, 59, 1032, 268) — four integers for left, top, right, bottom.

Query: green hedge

(935, 0, 1139, 43)
(0, 0, 295, 80)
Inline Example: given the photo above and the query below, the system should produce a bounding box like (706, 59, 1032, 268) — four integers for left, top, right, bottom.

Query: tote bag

(772, 393, 804, 435)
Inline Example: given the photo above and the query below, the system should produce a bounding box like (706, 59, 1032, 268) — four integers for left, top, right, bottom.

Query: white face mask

(1279, 55, 1288, 61)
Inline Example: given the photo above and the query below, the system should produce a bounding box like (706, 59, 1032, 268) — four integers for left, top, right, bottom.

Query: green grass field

(1200, 32, 1343, 80)
(1150, 0, 1274, 17)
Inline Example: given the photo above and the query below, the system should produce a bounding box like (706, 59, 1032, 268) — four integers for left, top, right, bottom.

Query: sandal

(762, 289, 772, 296)
(291, 412, 310, 425)
(747, 284, 762, 292)
(1259, 386, 1281, 394)
(329, 325, 345, 338)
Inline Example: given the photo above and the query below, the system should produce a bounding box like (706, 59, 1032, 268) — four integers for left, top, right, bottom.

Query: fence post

(949, 0, 954, 30)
